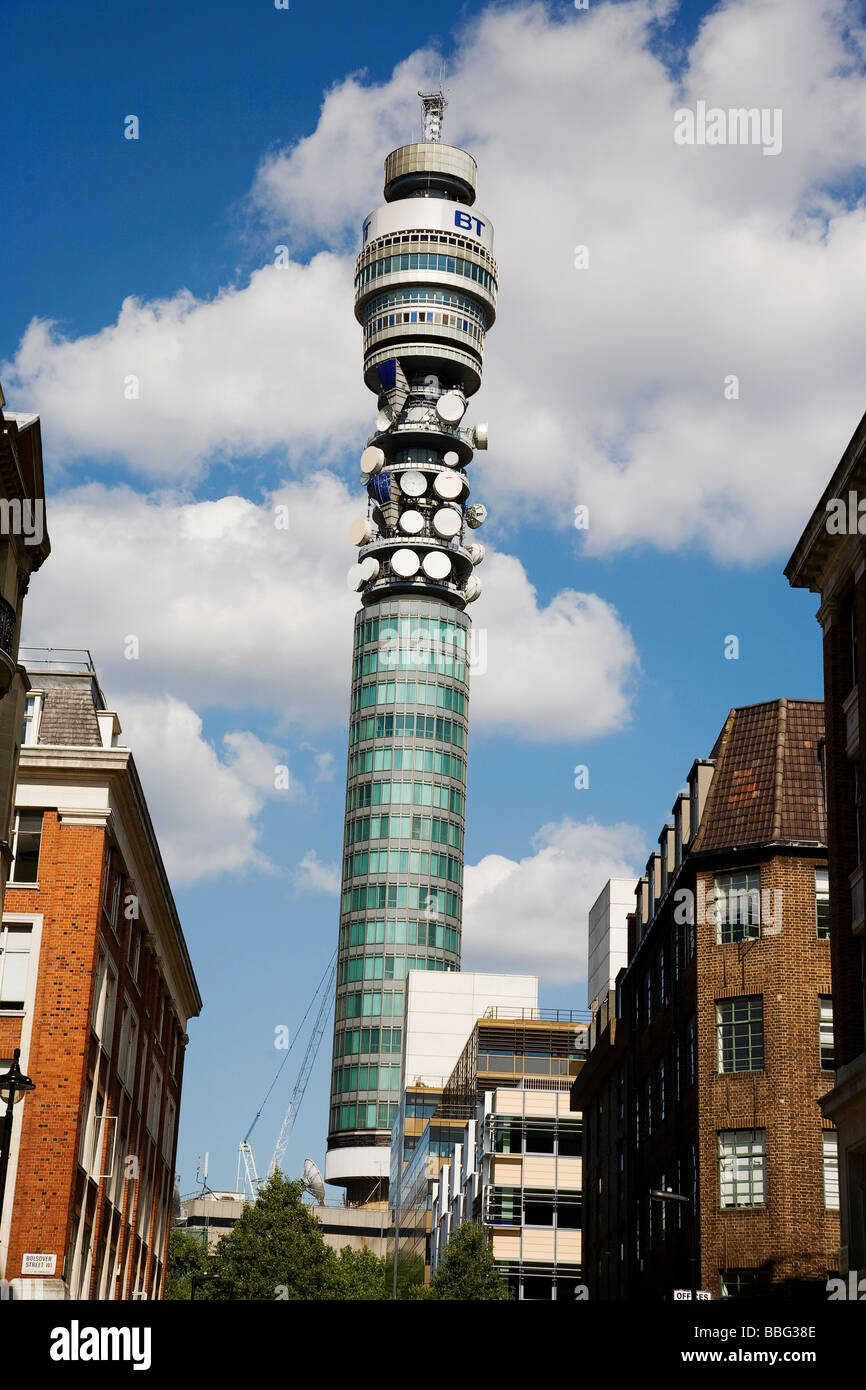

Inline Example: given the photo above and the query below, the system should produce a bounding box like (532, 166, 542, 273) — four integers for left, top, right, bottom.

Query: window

(658, 948, 667, 1005)
(91, 951, 117, 1048)
(0, 923, 32, 1009)
(815, 868, 830, 940)
(686, 1016, 697, 1087)
(658, 1059, 666, 1122)
(716, 996, 764, 1073)
(714, 869, 761, 942)
(118, 1004, 138, 1090)
(20, 694, 41, 746)
(819, 997, 835, 1070)
(162, 1097, 177, 1163)
(823, 1132, 839, 1210)
(129, 926, 141, 982)
(146, 1065, 162, 1137)
(10, 811, 43, 883)
(718, 1129, 766, 1208)
(721, 1268, 772, 1299)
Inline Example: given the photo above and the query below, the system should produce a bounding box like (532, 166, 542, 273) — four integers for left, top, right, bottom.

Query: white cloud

(462, 817, 646, 982)
(292, 849, 341, 895)
(8, 2, 864, 555)
(470, 552, 637, 741)
(21, 479, 638, 743)
(313, 751, 336, 782)
(118, 695, 287, 884)
(3, 257, 363, 482)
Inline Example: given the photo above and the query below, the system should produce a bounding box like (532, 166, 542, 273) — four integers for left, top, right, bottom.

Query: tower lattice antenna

(419, 88, 447, 143)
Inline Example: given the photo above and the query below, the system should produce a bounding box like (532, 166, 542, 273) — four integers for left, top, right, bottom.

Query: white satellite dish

(347, 563, 365, 591)
(361, 445, 386, 475)
(472, 423, 489, 450)
(465, 504, 488, 530)
(464, 575, 483, 602)
(433, 471, 462, 500)
(399, 509, 425, 535)
(466, 542, 485, 565)
(302, 1158, 326, 1206)
(422, 551, 452, 580)
(348, 518, 373, 547)
(406, 405, 427, 422)
(436, 393, 466, 424)
(399, 470, 427, 497)
(442, 450, 460, 468)
(391, 548, 420, 577)
(358, 556, 380, 582)
(376, 409, 393, 432)
(432, 507, 462, 539)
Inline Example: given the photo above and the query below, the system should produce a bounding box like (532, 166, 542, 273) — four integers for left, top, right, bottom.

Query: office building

(786, 415, 866, 1288)
(573, 700, 838, 1299)
(0, 387, 50, 921)
(0, 651, 201, 1298)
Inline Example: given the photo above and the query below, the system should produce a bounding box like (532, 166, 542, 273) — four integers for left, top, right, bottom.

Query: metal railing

(18, 646, 96, 674)
(0, 596, 16, 657)
(482, 1006, 591, 1024)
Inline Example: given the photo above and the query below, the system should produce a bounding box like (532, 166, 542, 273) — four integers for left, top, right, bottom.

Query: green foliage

(427, 1221, 510, 1300)
(332, 1244, 388, 1300)
(163, 1228, 210, 1301)
(201, 1172, 338, 1300)
(192, 1172, 391, 1301)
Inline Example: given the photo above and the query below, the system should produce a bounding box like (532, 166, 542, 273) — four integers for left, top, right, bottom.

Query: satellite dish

(464, 575, 483, 602)
(466, 542, 485, 565)
(465, 504, 488, 530)
(406, 405, 427, 422)
(302, 1158, 326, 1206)
(472, 423, 489, 450)
(361, 445, 386, 475)
(436, 393, 466, 424)
(347, 556, 379, 590)
(348, 518, 373, 547)
(376, 408, 393, 432)
(422, 551, 452, 580)
(369, 473, 391, 505)
(432, 507, 462, 539)
(442, 450, 460, 468)
(399, 509, 425, 535)
(390, 548, 420, 577)
(399, 470, 427, 498)
(433, 471, 462, 500)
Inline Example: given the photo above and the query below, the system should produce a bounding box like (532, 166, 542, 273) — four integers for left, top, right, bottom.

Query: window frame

(9, 809, 44, 886)
(718, 1128, 767, 1209)
(716, 995, 764, 1074)
(714, 868, 762, 944)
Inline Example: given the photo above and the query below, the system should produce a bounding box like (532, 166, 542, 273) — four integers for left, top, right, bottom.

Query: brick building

(0, 651, 201, 1298)
(573, 700, 839, 1299)
(0, 387, 50, 920)
(786, 413, 866, 1286)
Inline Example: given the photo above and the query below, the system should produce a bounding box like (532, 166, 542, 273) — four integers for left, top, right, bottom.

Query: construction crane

(236, 949, 337, 1200)
(269, 954, 337, 1178)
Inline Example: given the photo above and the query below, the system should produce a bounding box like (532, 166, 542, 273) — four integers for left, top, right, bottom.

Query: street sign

(673, 1288, 712, 1300)
(22, 1253, 56, 1276)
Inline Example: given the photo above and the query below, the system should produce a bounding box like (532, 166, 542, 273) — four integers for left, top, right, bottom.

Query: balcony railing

(18, 646, 96, 674)
(0, 596, 16, 657)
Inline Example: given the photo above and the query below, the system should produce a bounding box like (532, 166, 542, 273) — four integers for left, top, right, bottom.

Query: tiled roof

(692, 699, 825, 853)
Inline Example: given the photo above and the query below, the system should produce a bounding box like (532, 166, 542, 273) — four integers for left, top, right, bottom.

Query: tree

(163, 1228, 211, 1301)
(202, 1171, 338, 1300)
(332, 1245, 388, 1299)
(427, 1221, 510, 1300)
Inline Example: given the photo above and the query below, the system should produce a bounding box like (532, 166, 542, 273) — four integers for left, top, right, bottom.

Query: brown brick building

(786, 411, 866, 1286)
(0, 652, 200, 1298)
(573, 700, 839, 1299)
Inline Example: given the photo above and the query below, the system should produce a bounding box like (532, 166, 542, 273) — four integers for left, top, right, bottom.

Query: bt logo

(454, 210, 485, 236)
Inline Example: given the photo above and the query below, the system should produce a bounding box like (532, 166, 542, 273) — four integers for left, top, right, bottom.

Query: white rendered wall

(402, 971, 538, 1088)
(586, 878, 636, 1012)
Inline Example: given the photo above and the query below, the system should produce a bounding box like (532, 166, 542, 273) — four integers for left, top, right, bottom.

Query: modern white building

(586, 877, 636, 1014)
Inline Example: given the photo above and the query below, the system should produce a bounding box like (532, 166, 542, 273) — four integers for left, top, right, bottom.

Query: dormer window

(21, 693, 42, 746)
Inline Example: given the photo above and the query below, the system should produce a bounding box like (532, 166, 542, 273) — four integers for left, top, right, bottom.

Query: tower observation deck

(324, 102, 497, 1204)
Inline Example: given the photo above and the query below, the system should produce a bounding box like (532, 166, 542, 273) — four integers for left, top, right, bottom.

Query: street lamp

(0, 1049, 36, 1230)
(650, 1188, 697, 1299)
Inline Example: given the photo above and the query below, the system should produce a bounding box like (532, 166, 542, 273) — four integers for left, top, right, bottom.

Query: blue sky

(3, 0, 864, 1194)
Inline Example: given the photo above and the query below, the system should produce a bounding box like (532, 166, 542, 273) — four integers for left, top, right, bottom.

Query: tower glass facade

(326, 119, 496, 1202)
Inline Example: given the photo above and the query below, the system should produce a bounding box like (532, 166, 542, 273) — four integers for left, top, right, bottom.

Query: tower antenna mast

(418, 86, 447, 143)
